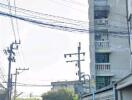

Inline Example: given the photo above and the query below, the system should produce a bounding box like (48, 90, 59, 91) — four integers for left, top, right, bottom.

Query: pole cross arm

(66, 59, 85, 63)
(64, 52, 85, 58)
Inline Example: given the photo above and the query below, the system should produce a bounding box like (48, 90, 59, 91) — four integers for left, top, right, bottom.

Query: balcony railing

(95, 41, 109, 49)
(95, 63, 112, 76)
(96, 63, 110, 71)
(94, 0, 108, 6)
(94, 5, 110, 12)
(94, 19, 108, 26)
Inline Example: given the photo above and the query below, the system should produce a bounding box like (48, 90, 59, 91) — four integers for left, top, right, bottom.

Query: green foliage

(42, 88, 78, 100)
(16, 98, 40, 100)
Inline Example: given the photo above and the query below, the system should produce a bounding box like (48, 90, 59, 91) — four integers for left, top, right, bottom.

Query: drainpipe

(113, 83, 117, 100)
(126, 0, 132, 72)
(92, 89, 95, 100)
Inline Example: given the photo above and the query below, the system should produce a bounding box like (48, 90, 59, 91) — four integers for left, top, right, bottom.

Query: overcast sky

(0, 0, 89, 97)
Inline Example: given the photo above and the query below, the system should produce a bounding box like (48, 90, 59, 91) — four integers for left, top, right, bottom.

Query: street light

(81, 73, 91, 93)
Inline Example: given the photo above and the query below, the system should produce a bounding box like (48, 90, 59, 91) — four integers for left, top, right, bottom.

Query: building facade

(0, 88, 6, 100)
(82, 73, 132, 100)
(51, 81, 78, 92)
(89, 0, 131, 90)
(82, 86, 114, 100)
(51, 80, 90, 95)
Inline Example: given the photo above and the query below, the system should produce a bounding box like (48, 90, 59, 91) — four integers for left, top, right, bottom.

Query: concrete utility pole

(14, 68, 29, 100)
(64, 42, 85, 82)
(9, 74, 13, 100)
(64, 42, 85, 100)
(4, 41, 20, 100)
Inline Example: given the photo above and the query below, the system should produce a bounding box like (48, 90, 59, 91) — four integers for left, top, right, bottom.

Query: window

(94, 2, 110, 19)
(96, 76, 111, 89)
(94, 10, 108, 19)
(95, 53, 109, 63)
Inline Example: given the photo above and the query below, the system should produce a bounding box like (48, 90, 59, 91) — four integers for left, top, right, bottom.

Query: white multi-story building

(89, 0, 131, 90)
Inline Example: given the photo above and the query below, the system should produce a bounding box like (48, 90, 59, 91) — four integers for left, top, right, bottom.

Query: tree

(42, 88, 78, 100)
(16, 98, 40, 100)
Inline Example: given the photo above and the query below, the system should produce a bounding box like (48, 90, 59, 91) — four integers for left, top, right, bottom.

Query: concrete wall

(52, 84, 75, 92)
(82, 88, 114, 100)
(82, 85, 132, 100)
(83, 74, 132, 100)
(108, 0, 131, 81)
(117, 74, 132, 100)
(0, 90, 6, 100)
(88, 0, 96, 80)
(118, 85, 132, 100)
(128, 0, 132, 16)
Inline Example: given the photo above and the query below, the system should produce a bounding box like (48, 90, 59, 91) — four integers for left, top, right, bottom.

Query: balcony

(95, 41, 111, 52)
(94, 19, 108, 26)
(94, 19, 108, 29)
(96, 63, 113, 76)
(96, 63, 110, 71)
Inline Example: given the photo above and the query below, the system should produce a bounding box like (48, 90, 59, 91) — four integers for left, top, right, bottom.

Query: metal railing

(94, 5, 110, 12)
(94, 0, 108, 6)
(95, 41, 110, 50)
(94, 19, 108, 26)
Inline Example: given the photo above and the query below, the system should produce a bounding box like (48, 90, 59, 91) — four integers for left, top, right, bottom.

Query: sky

(0, 0, 89, 97)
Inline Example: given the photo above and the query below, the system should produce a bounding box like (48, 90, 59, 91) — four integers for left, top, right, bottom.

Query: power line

(0, 2, 88, 30)
(48, 0, 87, 13)
(0, 3, 131, 38)
(0, 2, 128, 27)
(12, 0, 27, 71)
(1, 10, 131, 40)
(0, 3, 87, 23)
(61, 0, 87, 7)
(13, 0, 21, 41)
(16, 83, 52, 87)
(0, 2, 130, 30)
(0, 11, 88, 33)
(7, 0, 17, 41)
(2, 4, 129, 27)
(0, 10, 130, 34)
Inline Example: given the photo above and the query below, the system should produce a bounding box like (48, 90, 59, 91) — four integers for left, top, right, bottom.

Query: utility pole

(4, 41, 20, 100)
(9, 74, 13, 100)
(64, 42, 85, 100)
(64, 42, 85, 82)
(14, 67, 29, 100)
